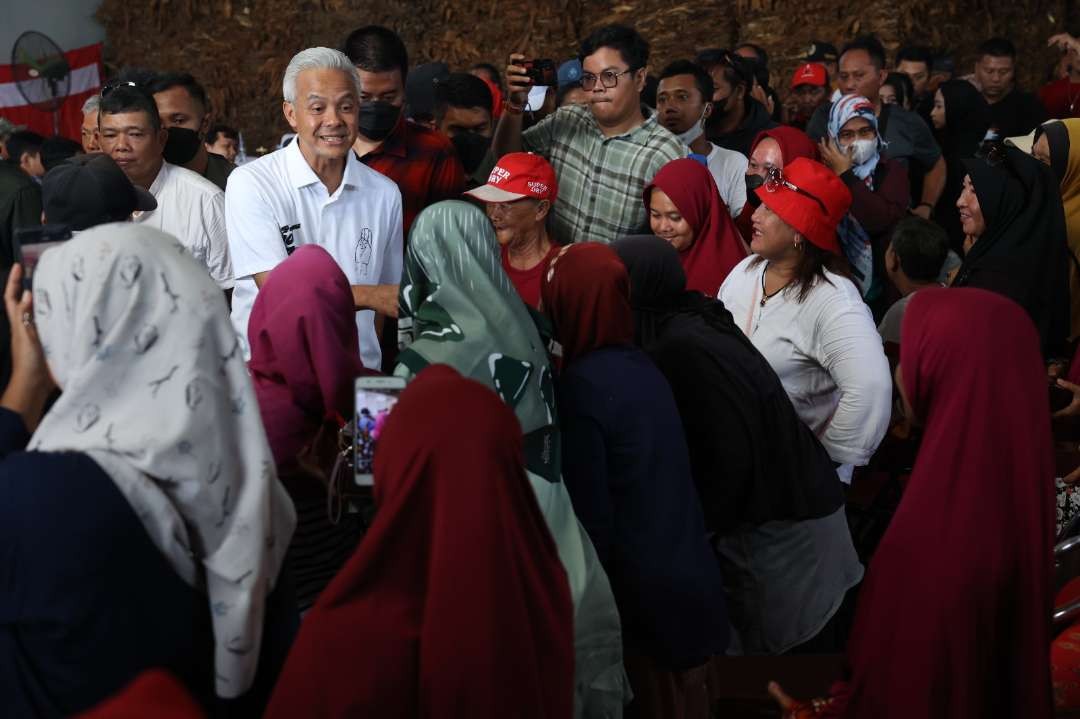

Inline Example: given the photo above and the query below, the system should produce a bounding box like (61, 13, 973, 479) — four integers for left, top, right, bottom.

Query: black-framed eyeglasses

(100, 80, 140, 97)
(580, 68, 635, 91)
(764, 167, 828, 215)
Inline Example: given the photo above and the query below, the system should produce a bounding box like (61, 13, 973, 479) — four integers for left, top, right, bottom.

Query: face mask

(163, 126, 202, 165)
(744, 173, 765, 207)
(358, 101, 401, 141)
(846, 138, 878, 166)
(451, 131, 491, 175)
(675, 106, 710, 146)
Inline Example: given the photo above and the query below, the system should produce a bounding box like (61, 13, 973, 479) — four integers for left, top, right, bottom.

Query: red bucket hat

(753, 157, 851, 254)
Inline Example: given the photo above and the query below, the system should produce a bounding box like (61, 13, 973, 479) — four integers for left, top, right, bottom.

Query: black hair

(206, 123, 239, 144)
(40, 136, 83, 172)
(883, 72, 914, 109)
(146, 72, 209, 113)
(433, 72, 494, 121)
(99, 85, 163, 131)
(895, 44, 933, 69)
(555, 81, 584, 106)
(978, 37, 1017, 60)
(889, 216, 948, 282)
(694, 48, 753, 101)
(470, 62, 503, 90)
(657, 60, 715, 104)
(750, 242, 850, 303)
(642, 74, 659, 108)
(840, 35, 887, 71)
(342, 25, 409, 79)
(736, 42, 769, 69)
(6, 130, 44, 163)
(579, 24, 649, 72)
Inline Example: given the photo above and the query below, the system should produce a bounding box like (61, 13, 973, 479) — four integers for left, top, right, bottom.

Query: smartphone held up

(354, 376, 408, 486)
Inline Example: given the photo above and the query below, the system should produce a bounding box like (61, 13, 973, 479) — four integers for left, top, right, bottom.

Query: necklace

(760, 263, 789, 307)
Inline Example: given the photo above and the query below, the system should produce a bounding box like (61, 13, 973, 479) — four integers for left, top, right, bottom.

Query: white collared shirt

(718, 255, 892, 476)
(225, 137, 403, 369)
(133, 161, 233, 289)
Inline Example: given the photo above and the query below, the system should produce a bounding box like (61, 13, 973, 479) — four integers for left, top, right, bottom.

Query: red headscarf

(265, 365, 575, 719)
(644, 158, 748, 296)
(827, 288, 1054, 717)
(247, 245, 373, 466)
(540, 243, 635, 367)
(735, 126, 820, 242)
(76, 670, 205, 718)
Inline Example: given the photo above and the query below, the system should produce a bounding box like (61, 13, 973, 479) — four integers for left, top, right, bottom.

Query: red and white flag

(0, 42, 103, 140)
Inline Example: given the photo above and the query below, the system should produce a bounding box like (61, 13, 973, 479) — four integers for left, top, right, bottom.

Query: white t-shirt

(706, 143, 748, 218)
(225, 139, 403, 369)
(718, 255, 892, 476)
(133, 161, 233, 289)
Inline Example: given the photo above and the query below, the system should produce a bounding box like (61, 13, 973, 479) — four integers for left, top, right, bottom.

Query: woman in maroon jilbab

(772, 287, 1054, 718)
(644, 158, 748, 296)
(265, 365, 575, 719)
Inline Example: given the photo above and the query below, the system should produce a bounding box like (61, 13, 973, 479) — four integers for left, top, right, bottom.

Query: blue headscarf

(828, 94, 882, 184)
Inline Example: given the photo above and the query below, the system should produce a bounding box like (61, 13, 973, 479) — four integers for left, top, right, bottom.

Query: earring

(793, 234, 802, 250)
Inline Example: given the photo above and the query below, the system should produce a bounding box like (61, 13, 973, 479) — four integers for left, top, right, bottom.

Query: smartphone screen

(354, 377, 407, 486)
(15, 226, 72, 291)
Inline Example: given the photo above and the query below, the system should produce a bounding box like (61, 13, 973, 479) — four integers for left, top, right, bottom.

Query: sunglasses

(764, 167, 828, 215)
(100, 80, 141, 97)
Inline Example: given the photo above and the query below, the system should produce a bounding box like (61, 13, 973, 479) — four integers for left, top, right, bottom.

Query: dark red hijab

(540, 243, 635, 367)
(247, 245, 371, 465)
(644, 158, 748, 297)
(265, 365, 574, 719)
(735, 126, 821, 242)
(828, 288, 1054, 718)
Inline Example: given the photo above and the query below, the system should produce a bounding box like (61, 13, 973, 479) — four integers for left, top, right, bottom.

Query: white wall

(0, 0, 105, 57)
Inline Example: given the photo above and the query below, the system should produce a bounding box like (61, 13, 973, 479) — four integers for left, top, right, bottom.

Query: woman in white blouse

(719, 157, 892, 483)
(713, 157, 890, 655)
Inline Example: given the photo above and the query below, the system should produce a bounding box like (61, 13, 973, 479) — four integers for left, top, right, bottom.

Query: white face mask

(675, 105, 711, 146)
(844, 138, 878, 165)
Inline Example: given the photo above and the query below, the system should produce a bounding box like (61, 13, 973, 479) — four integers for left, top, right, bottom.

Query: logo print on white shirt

(279, 223, 301, 254)
(355, 228, 373, 274)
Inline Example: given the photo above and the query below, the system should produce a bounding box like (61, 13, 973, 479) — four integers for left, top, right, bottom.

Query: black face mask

(358, 101, 401, 141)
(451, 131, 491, 175)
(745, 173, 765, 207)
(163, 126, 203, 165)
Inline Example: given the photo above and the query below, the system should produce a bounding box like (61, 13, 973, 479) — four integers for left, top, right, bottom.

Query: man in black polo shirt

(973, 37, 1047, 139)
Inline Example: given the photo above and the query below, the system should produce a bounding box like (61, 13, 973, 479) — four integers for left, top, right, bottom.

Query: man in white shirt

(656, 60, 747, 217)
(98, 84, 233, 290)
(225, 47, 403, 369)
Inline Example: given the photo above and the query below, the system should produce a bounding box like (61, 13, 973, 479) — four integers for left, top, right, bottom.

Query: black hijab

(1038, 121, 1070, 183)
(612, 235, 844, 533)
(954, 145, 1070, 356)
(939, 80, 992, 159)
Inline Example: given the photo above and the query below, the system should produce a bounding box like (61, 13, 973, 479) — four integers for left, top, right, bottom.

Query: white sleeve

(723, 153, 748, 217)
(225, 169, 287, 281)
(377, 188, 404, 285)
(202, 190, 234, 290)
(814, 296, 893, 466)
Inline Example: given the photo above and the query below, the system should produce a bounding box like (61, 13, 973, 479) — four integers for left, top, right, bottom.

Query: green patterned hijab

(395, 200, 560, 482)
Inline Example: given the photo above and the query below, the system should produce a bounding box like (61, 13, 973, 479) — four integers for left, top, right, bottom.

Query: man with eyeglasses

(492, 24, 685, 245)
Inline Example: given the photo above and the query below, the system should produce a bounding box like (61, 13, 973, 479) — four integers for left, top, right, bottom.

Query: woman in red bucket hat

(719, 157, 892, 496)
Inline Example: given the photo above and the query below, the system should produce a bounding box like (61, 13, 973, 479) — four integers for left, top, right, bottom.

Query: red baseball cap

(790, 62, 828, 90)
(464, 152, 558, 204)
(754, 157, 851, 254)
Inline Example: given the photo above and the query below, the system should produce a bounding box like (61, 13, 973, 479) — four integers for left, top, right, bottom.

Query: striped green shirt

(523, 104, 686, 245)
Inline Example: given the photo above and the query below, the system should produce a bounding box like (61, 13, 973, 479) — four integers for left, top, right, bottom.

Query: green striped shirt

(523, 104, 686, 245)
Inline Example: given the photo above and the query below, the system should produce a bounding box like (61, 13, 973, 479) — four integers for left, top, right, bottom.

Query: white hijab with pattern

(28, 223, 296, 698)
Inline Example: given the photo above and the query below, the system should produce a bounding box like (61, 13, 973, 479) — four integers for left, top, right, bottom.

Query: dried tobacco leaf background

(97, 0, 1076, 152)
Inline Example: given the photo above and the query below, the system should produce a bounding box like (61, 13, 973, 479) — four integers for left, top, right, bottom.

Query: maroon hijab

(645, 158, 748, 296)
(265, 365, 574, 718)
(829, 287, 1054, 717)
(540, 243, 635, 367)
(247, 245, 370, 465)
(735, 126, 821, 242)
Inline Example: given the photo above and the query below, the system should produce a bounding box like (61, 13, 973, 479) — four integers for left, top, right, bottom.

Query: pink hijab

(247, 245, 372, 465)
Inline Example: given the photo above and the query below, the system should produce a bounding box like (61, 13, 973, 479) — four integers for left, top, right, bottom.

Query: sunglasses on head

(764, 167, 829, 215)
(100, 80, 141, 98)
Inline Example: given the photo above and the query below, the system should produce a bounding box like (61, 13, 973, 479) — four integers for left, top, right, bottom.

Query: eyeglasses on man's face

(580, 69, 634, 91)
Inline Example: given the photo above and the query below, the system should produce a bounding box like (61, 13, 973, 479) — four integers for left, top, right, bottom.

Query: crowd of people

(1, 19, 1080, 719)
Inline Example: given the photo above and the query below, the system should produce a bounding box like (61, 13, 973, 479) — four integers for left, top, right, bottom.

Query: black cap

(42, 154, 157, 231)
(806, 41, 839, 63)
(405, 62, 450, 120)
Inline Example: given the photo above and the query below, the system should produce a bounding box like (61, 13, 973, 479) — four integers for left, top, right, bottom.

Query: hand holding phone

(521, 59, 557, 87)
(354, 376, 408, 486)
